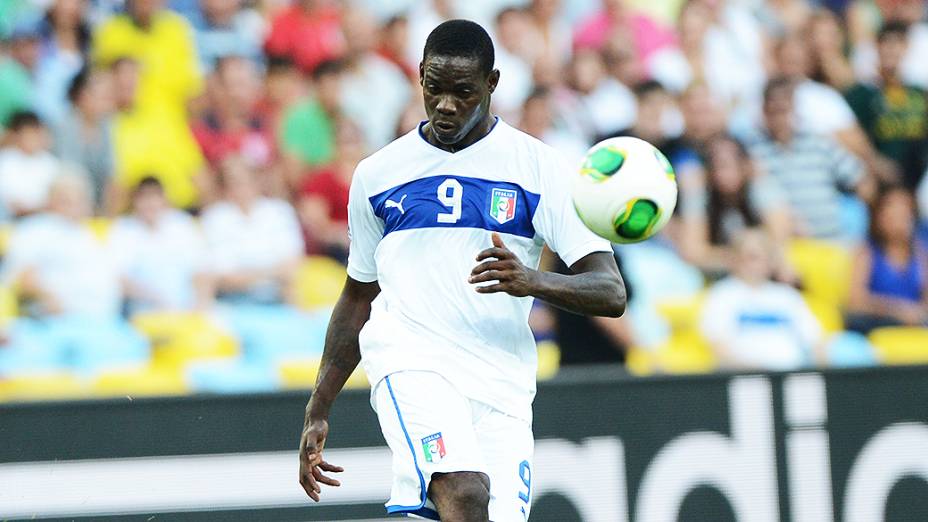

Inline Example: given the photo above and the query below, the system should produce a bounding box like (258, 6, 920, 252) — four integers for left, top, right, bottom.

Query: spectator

(756, 0, 811, 38)
(491, 7, 537, 121)
(192, 55, 275, 177)
(847, 184, 927, 332)
(0, 22, 40, 127)
(845, 22, 928, 191)
(33, 0, 91, 125)
(750, 78, 872, 241)
(700, 228, 824, 371)
(53, 67, 116, 213)
(605, 80, 679, 148)
(773, 32, 893, 182)
(190, 0, 265, 72)
(526, 0, 571, 63)
(279, 58, 343, 180)
(560, 48, 636, 141)
(200, 157, 303, 305)
(553, 251, 634, 366)
(850, 0, 928, 90)
(679, 135, 793, 280)
(0, 171, 145, 372)
(110, 56, 205, 210)
(0, 111, 60, 218)
(92, 0, 203, 119)
(518, 87, 588, 166)
(573, 0, 676, 72)
(264, 0, 344, 74)
(3, 172, 120, 318)
(377, 15, 416, 81)
(297, 120, 364, 261)
(109, 176, 213, 315)
(338, 7, 411, 151)
(807, 9, 856, 91)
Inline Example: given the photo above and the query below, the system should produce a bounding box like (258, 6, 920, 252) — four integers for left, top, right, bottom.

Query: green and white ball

(572, 136, 677, 244)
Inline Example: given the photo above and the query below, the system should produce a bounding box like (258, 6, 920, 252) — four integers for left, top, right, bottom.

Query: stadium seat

(218, 304, 326, 364)
(132, 312, 238, 369)
(295, 256, 347, 310)
(827, 331, 877, 367)
(186, 360, 279, 393)
(803, 294, 844, 335)
(0, 285, 18, 324)
(625, 346, 657, 376)
(655, 293, 706, 334)
(0, 373, 88, 402)
(868, 327, 928, 365)
(536, 340, 560, 379)
(0, 223, 11, 257)
(787, 239, 853, 307)
(278, 358, 369, 389)
(91, 366, 188, 398)
(654, 332, 717, 374)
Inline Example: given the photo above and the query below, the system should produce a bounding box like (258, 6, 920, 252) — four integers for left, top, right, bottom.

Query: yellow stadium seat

(625, 346, 657, 376)
(0, 223, 12, 256)
(655, 332, 717, 374)
(536, 340, 560, 380)
(0, 373, 88, 402)
(869, 327, 928, 365)
(0, 285, 18, 325)
(295, 256, 347, 310)
(787, 239, 853, 307)
(278, 358, 369, 390)
(132, 312, 238, 369)
(803, 294, 844, 335)
(656, 293, 706, 333)
(85, 217, 113, 241)
(91, 366, 189, 398)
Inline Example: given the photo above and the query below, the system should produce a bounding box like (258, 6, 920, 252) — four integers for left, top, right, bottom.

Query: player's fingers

(475, 247, 511, 262)
(313, 467, 342, 487)
(318, 461, 345, 473)
(299, 468, 321, 501)
(491, 232, 506, 249)
(475, 283, 507, 294)
(469, 270, 507, 284)
(469, 261, 505, 277)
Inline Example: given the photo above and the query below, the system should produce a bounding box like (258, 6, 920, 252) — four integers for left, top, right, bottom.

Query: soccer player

(298, 20, 626, 522)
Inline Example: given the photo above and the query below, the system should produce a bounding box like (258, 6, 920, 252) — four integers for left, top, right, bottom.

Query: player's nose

(436, 95, 456, 115)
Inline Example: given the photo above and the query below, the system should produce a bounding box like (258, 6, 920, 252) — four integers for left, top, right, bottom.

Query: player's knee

(430, 471, 490, 513)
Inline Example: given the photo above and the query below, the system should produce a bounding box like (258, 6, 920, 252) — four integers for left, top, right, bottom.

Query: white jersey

(347, 119, 611, 421)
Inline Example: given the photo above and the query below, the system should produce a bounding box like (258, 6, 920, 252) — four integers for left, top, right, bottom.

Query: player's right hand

(299, 418, 344, 501)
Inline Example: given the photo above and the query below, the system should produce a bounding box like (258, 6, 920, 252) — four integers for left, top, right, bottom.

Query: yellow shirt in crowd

(92, 11, 204, 208)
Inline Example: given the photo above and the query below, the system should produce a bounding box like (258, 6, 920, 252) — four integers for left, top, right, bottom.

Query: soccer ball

(572, 136, 677, 244)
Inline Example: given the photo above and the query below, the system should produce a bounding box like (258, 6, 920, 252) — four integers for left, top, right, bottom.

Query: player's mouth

(433, 120, 458, 134)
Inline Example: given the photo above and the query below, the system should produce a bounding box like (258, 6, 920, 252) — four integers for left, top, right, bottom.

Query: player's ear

(418, 61, 425, 86)
(487, 68, 500, 94)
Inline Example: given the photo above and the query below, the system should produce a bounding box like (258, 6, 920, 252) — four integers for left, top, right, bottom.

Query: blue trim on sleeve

(369, 175, 541, 239)
(383, 375, 429, 514)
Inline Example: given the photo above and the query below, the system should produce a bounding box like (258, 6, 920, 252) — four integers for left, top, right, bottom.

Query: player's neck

(427, 114, 497, 153)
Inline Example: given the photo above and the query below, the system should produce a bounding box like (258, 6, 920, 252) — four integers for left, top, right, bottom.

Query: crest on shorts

(489, 188, 517, 225)
(421, 432, 446, 463)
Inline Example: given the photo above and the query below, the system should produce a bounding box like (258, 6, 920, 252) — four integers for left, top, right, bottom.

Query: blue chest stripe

(369, 175, 541, 239)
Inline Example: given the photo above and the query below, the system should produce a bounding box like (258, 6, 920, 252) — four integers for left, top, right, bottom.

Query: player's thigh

(474, 406, 535, 522)
(372, 371, 488, 513)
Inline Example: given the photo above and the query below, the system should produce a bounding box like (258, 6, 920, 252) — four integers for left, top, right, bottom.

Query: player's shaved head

(423, 19, 495, 75)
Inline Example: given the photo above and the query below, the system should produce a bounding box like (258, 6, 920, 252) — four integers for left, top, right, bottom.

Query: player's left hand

(469, 233, 537, 297)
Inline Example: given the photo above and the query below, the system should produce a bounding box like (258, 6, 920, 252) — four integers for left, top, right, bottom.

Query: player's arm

(470, 233, 626, 317)
(299, 276, 380, 501)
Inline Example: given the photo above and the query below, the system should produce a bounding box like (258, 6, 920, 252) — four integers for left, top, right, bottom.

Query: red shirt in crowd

(264, 5, 345, 73)
(300, 167, 349, 224)
(191, 114, 274, 167)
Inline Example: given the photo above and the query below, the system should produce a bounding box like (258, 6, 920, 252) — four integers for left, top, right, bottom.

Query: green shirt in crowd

(845, 82, 928, 189)
(280, 98, 334, 167)
(0, 57, 33, 128)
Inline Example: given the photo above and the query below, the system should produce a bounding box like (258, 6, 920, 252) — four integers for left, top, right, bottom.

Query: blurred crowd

(0, 0, 927, 391)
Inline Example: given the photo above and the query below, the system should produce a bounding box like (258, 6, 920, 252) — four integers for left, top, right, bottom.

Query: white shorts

(372, 370, 535, 521)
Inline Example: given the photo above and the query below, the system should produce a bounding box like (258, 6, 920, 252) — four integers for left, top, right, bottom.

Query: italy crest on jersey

(421, 432, 446, 463)
(490, 188, 517, 224)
